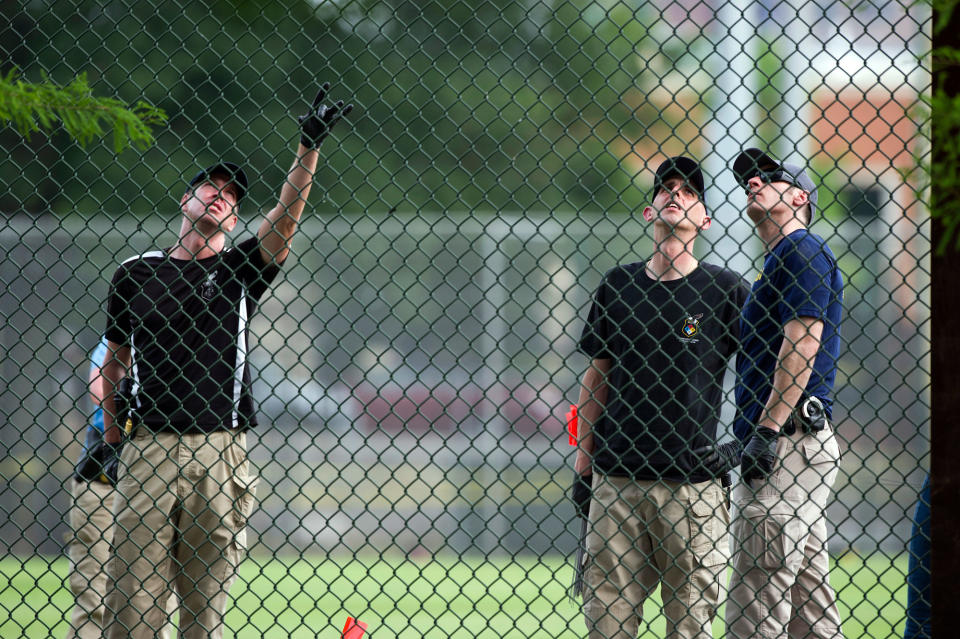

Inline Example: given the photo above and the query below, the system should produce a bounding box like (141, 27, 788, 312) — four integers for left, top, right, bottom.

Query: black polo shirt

(105, 237, 280, 433)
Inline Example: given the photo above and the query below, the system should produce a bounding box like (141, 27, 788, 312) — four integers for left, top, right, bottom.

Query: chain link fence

(1, 0, 930, 637)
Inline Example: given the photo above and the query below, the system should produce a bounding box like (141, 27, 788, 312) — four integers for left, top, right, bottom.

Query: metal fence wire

(0, 1, 930, 638)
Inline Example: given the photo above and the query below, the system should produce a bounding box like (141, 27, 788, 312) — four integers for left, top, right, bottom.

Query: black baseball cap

(652, 156, 706, 208)
(187, 162, 248, 203)
(733, 148, 818, 218)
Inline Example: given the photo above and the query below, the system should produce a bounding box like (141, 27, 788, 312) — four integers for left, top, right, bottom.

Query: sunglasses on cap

(744, 169, 803, 193)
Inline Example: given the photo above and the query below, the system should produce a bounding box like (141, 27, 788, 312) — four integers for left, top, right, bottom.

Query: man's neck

(646, 233, 698, 281)
(169, 226, 227, 260)
(756, 216, 805, 251)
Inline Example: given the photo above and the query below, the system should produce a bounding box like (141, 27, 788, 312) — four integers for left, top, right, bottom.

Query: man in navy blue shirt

(724, 149, 844, 639)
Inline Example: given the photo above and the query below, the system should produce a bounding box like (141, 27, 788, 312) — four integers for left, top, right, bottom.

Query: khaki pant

(583, 476, 730, 639)
(65, 479, 116, 639)
(65, 478, 176, 639)
(726, 426, 843, 639)
(104, 429, 258, 639)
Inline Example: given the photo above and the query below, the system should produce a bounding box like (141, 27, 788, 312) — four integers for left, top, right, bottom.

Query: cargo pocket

(694, 545, 728, 568)
(801, 433, 841, 466)
(230, 472, 259, 553)
(688, 499, 728, 567)
(756, 515, 803, 571)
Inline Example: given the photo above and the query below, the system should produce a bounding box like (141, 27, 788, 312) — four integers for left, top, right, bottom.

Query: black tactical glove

(75, 440, 124, 485)
(740, 426, 780, 483)
(692, 440, 743, 477)
(571, 472, 592, 519)
(101, 444, 122, 486)
(298, 82, 354, 148)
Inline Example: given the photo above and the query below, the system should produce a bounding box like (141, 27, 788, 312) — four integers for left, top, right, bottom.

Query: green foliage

(931, 0, 960, 252)
(0, 70, 166, 153)
(926, 91, 959, 253)
(934, 0, 960, 32)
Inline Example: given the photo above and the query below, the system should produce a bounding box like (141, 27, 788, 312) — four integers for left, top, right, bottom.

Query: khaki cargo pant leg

(104, 430, 255, 639)
(105, 430, 180, 639)
(583, 476, 729, 639)
(583, 475, 659, 639)
(787, 514, 841, 639)
(69, 475, 177, 639)
(655, 480, 729, 639)
(726, 427, 843, 639)
(174, 431, 257, 639)
(65, 478, 115, 639)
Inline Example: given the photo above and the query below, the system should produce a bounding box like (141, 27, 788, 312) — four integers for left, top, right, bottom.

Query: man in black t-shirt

(573, 156, 749, 639)
(99, 84, 353, 639)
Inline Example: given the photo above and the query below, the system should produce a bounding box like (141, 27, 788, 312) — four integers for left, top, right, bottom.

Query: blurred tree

(0, 0, 699, 216)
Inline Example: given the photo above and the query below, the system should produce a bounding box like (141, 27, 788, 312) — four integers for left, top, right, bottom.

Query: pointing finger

(311, 82, 330, 109)
(324, 102, 341, 120)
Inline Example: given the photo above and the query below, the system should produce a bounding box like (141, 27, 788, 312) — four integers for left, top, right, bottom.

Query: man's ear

(700, 215, 712, 231)
(223, 215, 239, 233)
(641, 205, 654, 222)
(791, 188, 809, 208)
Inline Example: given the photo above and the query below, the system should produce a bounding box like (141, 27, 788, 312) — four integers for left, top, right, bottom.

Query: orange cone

(341, 617, 368, 639)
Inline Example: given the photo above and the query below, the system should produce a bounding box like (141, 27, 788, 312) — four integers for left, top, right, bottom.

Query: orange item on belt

(566, 404, 578, 446)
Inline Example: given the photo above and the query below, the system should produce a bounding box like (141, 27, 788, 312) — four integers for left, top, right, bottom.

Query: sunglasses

(744, 169, 801, 193)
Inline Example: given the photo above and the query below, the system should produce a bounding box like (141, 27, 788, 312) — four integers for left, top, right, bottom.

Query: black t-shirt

(105, 237, 280, 434)
(579, 262, 750, 481)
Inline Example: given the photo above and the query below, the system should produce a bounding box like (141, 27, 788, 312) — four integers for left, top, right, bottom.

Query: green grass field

(1, 552, 907, 638)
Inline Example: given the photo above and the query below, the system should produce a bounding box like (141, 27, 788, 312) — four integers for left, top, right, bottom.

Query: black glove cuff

(755, 425, 780, 441)
(300, 133, 323, 149)
(572, 473, 592, 518)
(572, 473, 592, 495)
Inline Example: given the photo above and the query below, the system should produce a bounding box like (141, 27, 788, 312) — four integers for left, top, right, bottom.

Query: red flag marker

(565, 404, 578, 446)
(342, 617, 368, 639)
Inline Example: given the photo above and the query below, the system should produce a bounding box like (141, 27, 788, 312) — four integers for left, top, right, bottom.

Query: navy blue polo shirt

(733, 229, 844, 442)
